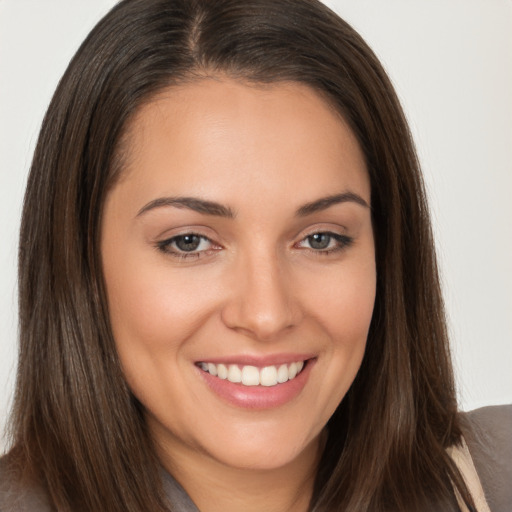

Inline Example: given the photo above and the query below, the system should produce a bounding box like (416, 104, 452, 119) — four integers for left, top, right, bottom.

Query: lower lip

(198, 360, 315, 410)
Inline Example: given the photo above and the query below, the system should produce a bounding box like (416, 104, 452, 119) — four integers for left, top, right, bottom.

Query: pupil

(176, 235, 201, 252)
(309, 233, 330, 249)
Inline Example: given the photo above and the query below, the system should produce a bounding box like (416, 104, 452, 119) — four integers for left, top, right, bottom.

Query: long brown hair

(7, 0, 473, 510)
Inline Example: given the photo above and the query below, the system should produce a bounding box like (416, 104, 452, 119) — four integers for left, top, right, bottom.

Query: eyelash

(155, 233, 219, 260)
(296, 232, 353, 255)
(155, 231, 353, 260)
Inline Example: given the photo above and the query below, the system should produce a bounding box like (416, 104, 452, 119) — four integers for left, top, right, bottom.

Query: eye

(156, 233, 218, 259)
(297, 232, 353, 254)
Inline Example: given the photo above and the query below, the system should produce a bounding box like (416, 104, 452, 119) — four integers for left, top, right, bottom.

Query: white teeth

(260, 366, 278, 387)
(217, 363, 228, 380)
(241, 366, 260, 386)
(227, 364, 242, 383)
(277, 364, 289, 383)
(199, 360, 307, 387)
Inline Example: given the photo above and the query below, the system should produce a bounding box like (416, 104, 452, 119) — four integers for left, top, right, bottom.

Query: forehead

(113, 78, 370, 210)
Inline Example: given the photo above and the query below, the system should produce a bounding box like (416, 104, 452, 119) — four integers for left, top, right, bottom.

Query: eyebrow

(136, 191, 369, 219)
(136, 196, 235, 218)
(295, 192, 370, 216)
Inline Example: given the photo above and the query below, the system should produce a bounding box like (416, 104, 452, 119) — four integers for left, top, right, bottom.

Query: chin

(197, 422, 322, 472)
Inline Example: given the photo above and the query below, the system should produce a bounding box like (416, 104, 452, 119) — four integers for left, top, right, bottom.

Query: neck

(158, 435, 323, 512)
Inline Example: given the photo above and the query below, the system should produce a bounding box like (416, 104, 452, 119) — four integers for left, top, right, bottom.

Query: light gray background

(1, 0, 511, 451)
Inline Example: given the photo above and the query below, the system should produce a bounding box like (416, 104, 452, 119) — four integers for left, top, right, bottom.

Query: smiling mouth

(197, 360, 308, 387)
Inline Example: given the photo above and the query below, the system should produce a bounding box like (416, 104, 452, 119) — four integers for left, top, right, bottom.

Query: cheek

(318, 265, 376, 404)
(103, 250, 221, 365)
(102, 258, 223, 420)
(305, 254, 376, 398)
(305, 259, 376, 342)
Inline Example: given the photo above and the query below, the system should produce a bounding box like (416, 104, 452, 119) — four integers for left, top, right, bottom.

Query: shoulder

(0, 455, 53, 512)
(461, 404, 512, 512)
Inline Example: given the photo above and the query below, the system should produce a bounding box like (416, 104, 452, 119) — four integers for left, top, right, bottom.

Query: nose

(221, 249, 302, 341)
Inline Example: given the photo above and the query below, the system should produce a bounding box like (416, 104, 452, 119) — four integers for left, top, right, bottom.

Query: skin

(101, 79, 376, 512)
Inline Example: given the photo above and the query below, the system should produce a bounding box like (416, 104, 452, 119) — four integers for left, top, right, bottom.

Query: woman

(1, 0, 510, 511)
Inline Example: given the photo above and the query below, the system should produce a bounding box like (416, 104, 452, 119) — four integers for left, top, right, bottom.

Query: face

(101, 79, 376, 474)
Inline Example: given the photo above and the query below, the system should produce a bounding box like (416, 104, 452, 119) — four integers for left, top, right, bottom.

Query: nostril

(221, 303, 299, 341)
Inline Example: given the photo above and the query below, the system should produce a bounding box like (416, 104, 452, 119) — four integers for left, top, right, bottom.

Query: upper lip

(196, 353, 315, 368)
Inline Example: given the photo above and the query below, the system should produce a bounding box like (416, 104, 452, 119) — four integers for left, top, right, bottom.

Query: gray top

(1, 405, 510, 511)
(463, 405, 512, 512)
(161, 470, 200, 512)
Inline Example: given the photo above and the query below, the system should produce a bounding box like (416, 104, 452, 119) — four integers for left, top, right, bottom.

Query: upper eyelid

(155, 224, 215, 238)
(295, 227, 348, 242)
(294, 221, 349, 236)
